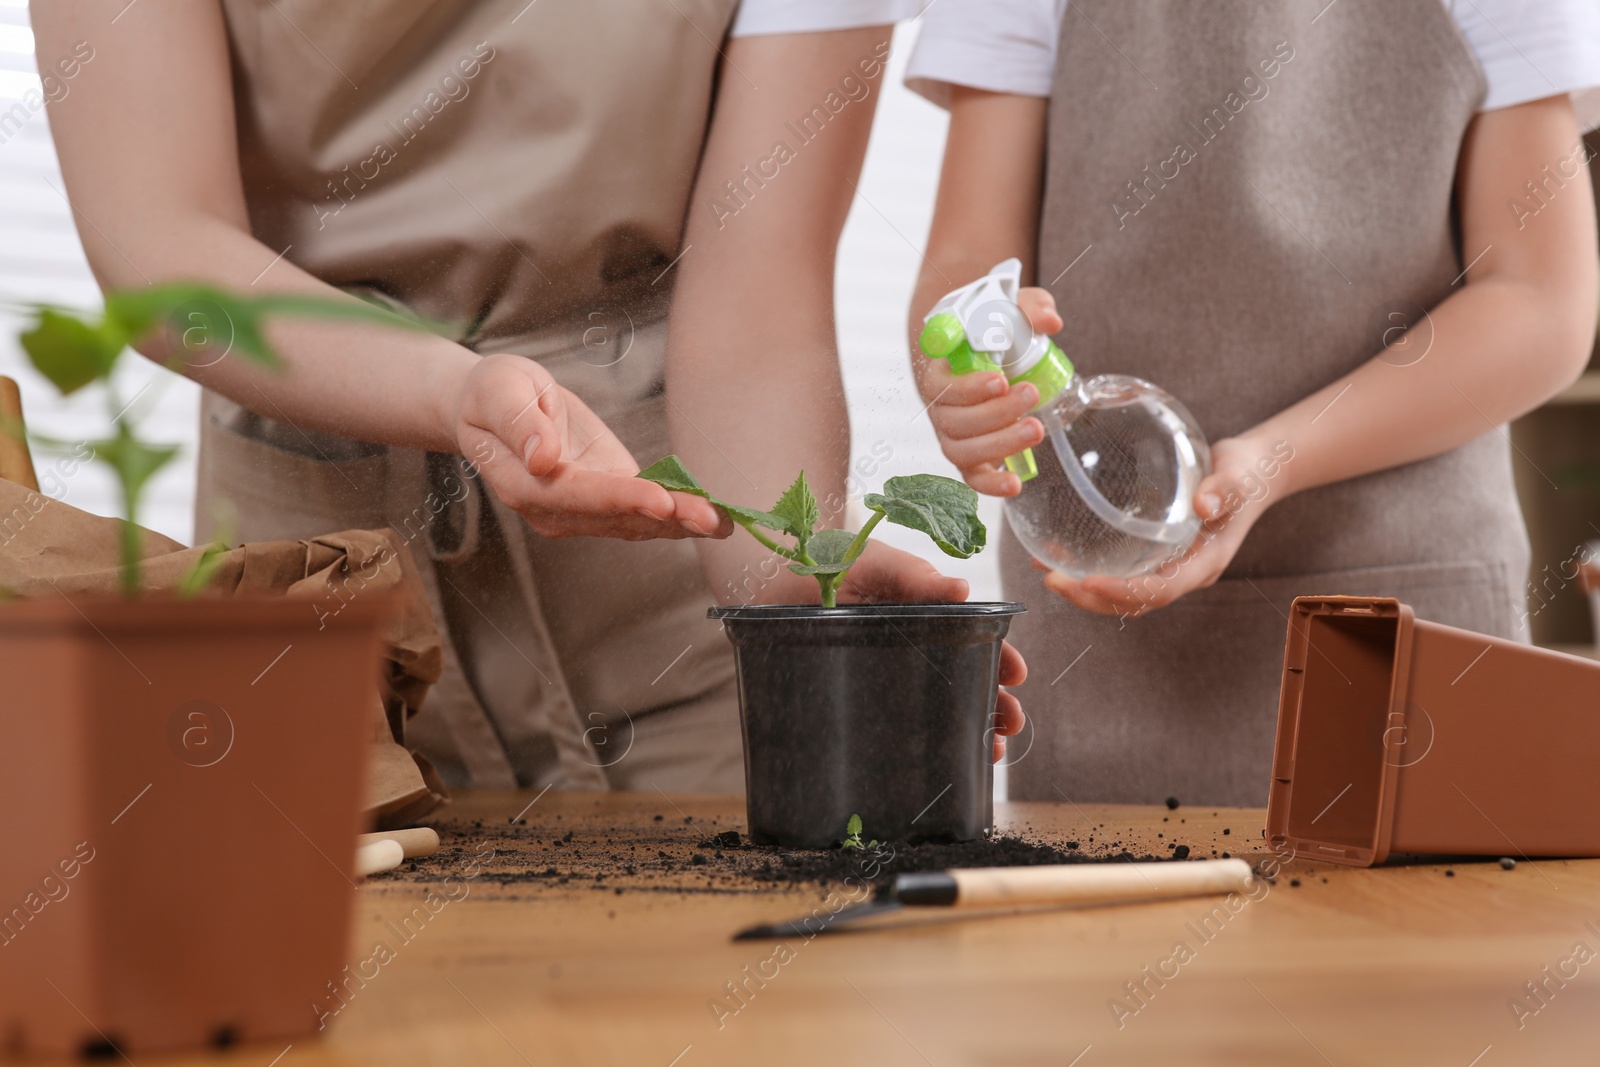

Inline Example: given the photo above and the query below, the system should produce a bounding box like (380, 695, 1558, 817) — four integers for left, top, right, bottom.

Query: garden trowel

(733, 858, 1254, 940)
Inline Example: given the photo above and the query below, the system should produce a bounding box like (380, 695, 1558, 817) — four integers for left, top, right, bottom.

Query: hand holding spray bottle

(919, 259, 1211, 579)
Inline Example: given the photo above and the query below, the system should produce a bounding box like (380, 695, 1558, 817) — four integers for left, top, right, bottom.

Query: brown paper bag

(0, 479, 448, 828)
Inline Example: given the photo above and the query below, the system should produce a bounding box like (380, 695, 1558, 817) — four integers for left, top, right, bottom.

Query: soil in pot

(709, 602, 1025, 849)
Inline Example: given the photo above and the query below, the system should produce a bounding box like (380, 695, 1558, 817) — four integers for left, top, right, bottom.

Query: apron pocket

(197, 396, 390, 543)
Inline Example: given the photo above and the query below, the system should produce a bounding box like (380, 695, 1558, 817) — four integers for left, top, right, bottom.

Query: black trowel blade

(732, 897, 905, 941)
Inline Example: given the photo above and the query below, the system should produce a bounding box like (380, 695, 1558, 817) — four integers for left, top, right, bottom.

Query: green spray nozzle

(920, 313, 1004, 376)
(919, 312, 1039, 482)
(919, 261, 1081, 484)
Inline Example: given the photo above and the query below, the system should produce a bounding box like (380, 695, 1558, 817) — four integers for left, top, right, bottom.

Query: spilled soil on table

(369, 809, 1231, 898)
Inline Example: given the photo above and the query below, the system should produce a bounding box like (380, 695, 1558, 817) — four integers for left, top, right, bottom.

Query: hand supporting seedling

(638, 456, 985, 608)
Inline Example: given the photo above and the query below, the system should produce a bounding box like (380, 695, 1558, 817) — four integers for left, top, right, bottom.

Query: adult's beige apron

(1009, 0, 1531, 806)
(199, 0, 745, 792)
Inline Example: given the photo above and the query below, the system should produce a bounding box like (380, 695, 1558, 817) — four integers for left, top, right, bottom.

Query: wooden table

(153, 790, 1600, 1066)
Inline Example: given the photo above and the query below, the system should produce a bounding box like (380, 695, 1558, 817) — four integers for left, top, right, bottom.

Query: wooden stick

(355, 838, 406, 877)
(892, 858, 1256, 909)
(358, 827, 441, 860)
(0, 376, 39, 491)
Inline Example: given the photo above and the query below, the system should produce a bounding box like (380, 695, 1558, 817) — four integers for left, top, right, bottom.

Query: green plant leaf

(108, 285, 281, 371)
(864, 474, 986, 558)
(19, 309, 122, 395)
(104, 284, 445, 374)
(250, 292, 452, 334)
(177, 538, 229, 598)
(847, 814, 862, 837)
(809, 529, 855, 564)
(771, 470, 819, 556)
(636, 454, 703, 493)
(89, 423, 180, 504)
(721, 502, 792, 530)
(637, 454, 791, 532)
(785, 528, 857, 576)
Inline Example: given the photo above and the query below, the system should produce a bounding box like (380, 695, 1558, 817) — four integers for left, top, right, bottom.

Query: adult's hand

(453, 354, 732, 541)
(992, 641, 1027, 763)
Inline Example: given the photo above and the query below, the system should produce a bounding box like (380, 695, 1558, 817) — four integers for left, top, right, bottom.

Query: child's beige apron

(198, 0, 744, 791)
(1010, 0, 1531, 805)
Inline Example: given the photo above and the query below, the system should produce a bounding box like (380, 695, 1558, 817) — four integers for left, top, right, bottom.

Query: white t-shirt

(905, 0, 1600, 124)
(731, 0, 927, 37)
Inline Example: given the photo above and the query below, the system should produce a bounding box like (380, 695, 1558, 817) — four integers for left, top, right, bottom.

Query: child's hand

(1038, 436, 1285, 617)
(915, 287, 1063, 497)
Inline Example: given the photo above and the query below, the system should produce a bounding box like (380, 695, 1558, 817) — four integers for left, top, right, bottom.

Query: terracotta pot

(1266, 595, 1600, 868)
(0, 594, 390, 1056)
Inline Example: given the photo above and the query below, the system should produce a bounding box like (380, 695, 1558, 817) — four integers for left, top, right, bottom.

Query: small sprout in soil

(1499, 857, 1517, 870)
(840, 814, 879, 851)
(637, 457, 984, 608)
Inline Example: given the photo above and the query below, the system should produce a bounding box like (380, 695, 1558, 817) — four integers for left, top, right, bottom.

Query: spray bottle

(919, 259, 1211, 579)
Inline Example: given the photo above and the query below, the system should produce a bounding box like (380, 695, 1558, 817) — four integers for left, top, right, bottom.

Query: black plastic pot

(709, 603, 1025, 848)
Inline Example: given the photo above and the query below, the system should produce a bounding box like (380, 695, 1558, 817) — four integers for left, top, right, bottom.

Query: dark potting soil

(708, 830, 1174, 889)
(366, 816, 1200, 899)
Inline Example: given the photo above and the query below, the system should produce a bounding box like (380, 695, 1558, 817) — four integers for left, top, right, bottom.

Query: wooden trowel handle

(896, 858, 1255, 908)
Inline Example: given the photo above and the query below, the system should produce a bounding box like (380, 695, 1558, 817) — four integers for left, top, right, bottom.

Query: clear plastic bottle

(920, 259, 1211, 580)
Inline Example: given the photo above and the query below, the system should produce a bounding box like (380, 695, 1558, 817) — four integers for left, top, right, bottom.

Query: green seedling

(840, 814, 878, 851)
(637, 456, 984, 609)
(9, 283, 435, 595)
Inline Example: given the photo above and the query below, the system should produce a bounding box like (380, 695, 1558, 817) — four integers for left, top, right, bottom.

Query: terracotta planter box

(0, 595, 390, 1057)
(1267, 595, 1600, 868)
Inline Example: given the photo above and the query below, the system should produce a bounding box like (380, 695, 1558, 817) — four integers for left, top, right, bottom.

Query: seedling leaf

(90, 423, 180, 502)
(103, 285, 449, 374)
(864, 474, 985, 558)
(20, 309, 121, 395)
(722, 503, 792, 531)
(638, 457, 988, 608)
(15, 283, 434, 594)
(636, 454, 702, 493)
(637, 454, 792, 533)
(786, 528, 856, 576)
(177, 538, 230, 598)
(771, 471, 819, 556)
